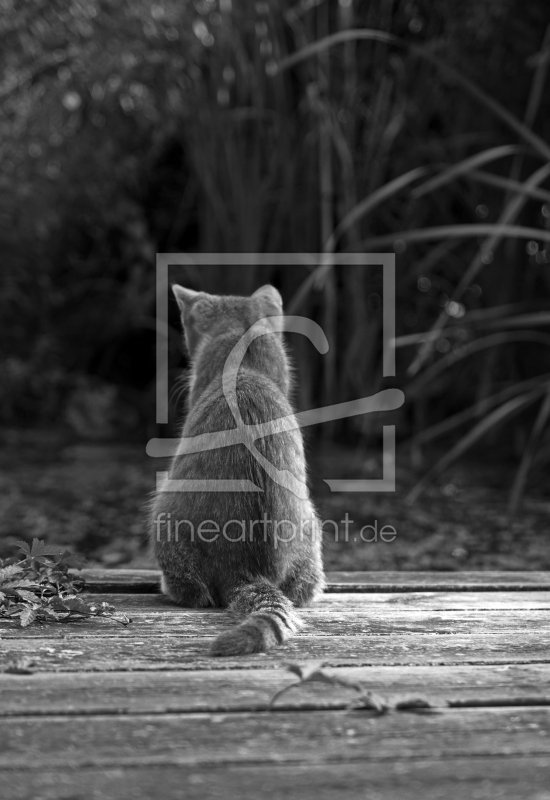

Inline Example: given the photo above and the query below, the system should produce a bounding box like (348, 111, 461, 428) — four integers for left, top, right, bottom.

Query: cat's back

(154, 283, 309, 526)
(174, 365, 306, 489)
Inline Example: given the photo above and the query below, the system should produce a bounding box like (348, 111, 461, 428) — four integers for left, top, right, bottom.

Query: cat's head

(171, 284, 284, 358)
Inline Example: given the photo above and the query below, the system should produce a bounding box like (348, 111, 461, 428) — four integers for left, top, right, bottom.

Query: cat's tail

(210, 580, 302, 657)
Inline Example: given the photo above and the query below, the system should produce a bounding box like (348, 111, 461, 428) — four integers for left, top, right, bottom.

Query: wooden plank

(314, 590, 550, 609)
(3, 631, 550, 671)
(79, 569, 550, 593)
(59, 590, 550, 611)
(327, 571, 550, 591)
(1, 707, 550, 769)
(2, 603, 549, 639)
(2, 664, 550, 716)
(79, 568, 160, 593)
(6, 758, 550, 800)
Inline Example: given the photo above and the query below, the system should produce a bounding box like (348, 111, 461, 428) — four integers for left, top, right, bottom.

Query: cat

(151, 283, 324, 656)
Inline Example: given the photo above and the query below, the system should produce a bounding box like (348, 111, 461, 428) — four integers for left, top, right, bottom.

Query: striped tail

(211, 580, 302, 657)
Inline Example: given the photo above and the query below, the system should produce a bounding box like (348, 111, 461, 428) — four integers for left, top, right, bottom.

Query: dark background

(1, 0, 550, 571)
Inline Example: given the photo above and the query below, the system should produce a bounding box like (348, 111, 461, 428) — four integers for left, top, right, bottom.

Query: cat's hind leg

(280, 555, 325, 607)
(160, 570, 214, 608)
(155, 534, 214, 607)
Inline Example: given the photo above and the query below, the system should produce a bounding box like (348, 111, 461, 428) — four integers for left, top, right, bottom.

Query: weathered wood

(63, 590, 550, 611)
(313, 590, 550, 609)
(6, 757, 550, 800)
(79, 568, 160, 593)
(6, 569, 550, 799)
(79, 569, 550, 593)
(2, 664, 550, 716)
(2, 601, 549, 639)
(3, 631, 550, 671)
(327, 571, 550, 590)
(1, 707, 550, 769)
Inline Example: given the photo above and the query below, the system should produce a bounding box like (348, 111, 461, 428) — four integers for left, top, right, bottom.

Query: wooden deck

(3, 569, 550, 799)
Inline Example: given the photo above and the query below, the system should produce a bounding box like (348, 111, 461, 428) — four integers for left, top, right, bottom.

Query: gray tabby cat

(151, 284, 324, 656)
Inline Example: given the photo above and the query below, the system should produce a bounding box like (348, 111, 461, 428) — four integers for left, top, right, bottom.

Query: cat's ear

(172, 284, 211, 355)
(252, 284, 283, 312)
(172, 285, 218, 356)
(172, 284, 200, 317)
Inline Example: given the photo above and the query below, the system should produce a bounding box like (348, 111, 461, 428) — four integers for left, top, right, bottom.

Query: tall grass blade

(507, 24, 550, 189)
(395, 304, 549, 348)
(277, 29, 550, 160)
(482, 312, 550, 330)
(325, 167, 427, 253)
(410, 374, 550, 444)
(406, 387, 548, 503)
(411, 145, 524, 200)
(360, 223, 550, 251)
(411, 46, 550, 162)
(276, 29, 395, 72)
(509, 389, 550, 516)
(408, 240, 462, 281)
(407, 161, 550, 376)
(468, 170, 550, 203)
(287, 261, 333, 315)
(408, 332, 550, 394)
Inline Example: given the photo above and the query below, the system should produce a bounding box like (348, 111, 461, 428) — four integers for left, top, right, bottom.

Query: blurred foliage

(1, 0, 550, 505)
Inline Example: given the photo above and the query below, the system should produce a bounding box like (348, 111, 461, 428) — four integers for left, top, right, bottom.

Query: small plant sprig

(0, 539, 131, 628)
(269, 662, 439, 714)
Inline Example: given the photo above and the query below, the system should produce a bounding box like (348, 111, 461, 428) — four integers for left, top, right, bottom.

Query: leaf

(17, 539, 68, 560)
(59, 552, 86, 569)
(2, 542, 126, 629)
(29, 539, 68, 558)
(60, 596, 92, 613)
(270, 662, 365, 707)
(351, 692, 389, 715)
(13, 588, 39, 604)
(99, 601, 116, 614)
(394, 696, 443, 710)
(0, 603, 25, 617)
(49, 596, 70, 612)
(5, 579, 41, 589)
(286, 662, 365, 691)
(2, 658, 35, 675)
(2, 581, 39, 592)
(110, 612, 132, 626)
(39, 607, 65, 621)
(20, 608, 38, 628)
(0, 565, 25, 584)
(286, 661, 326, 680)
